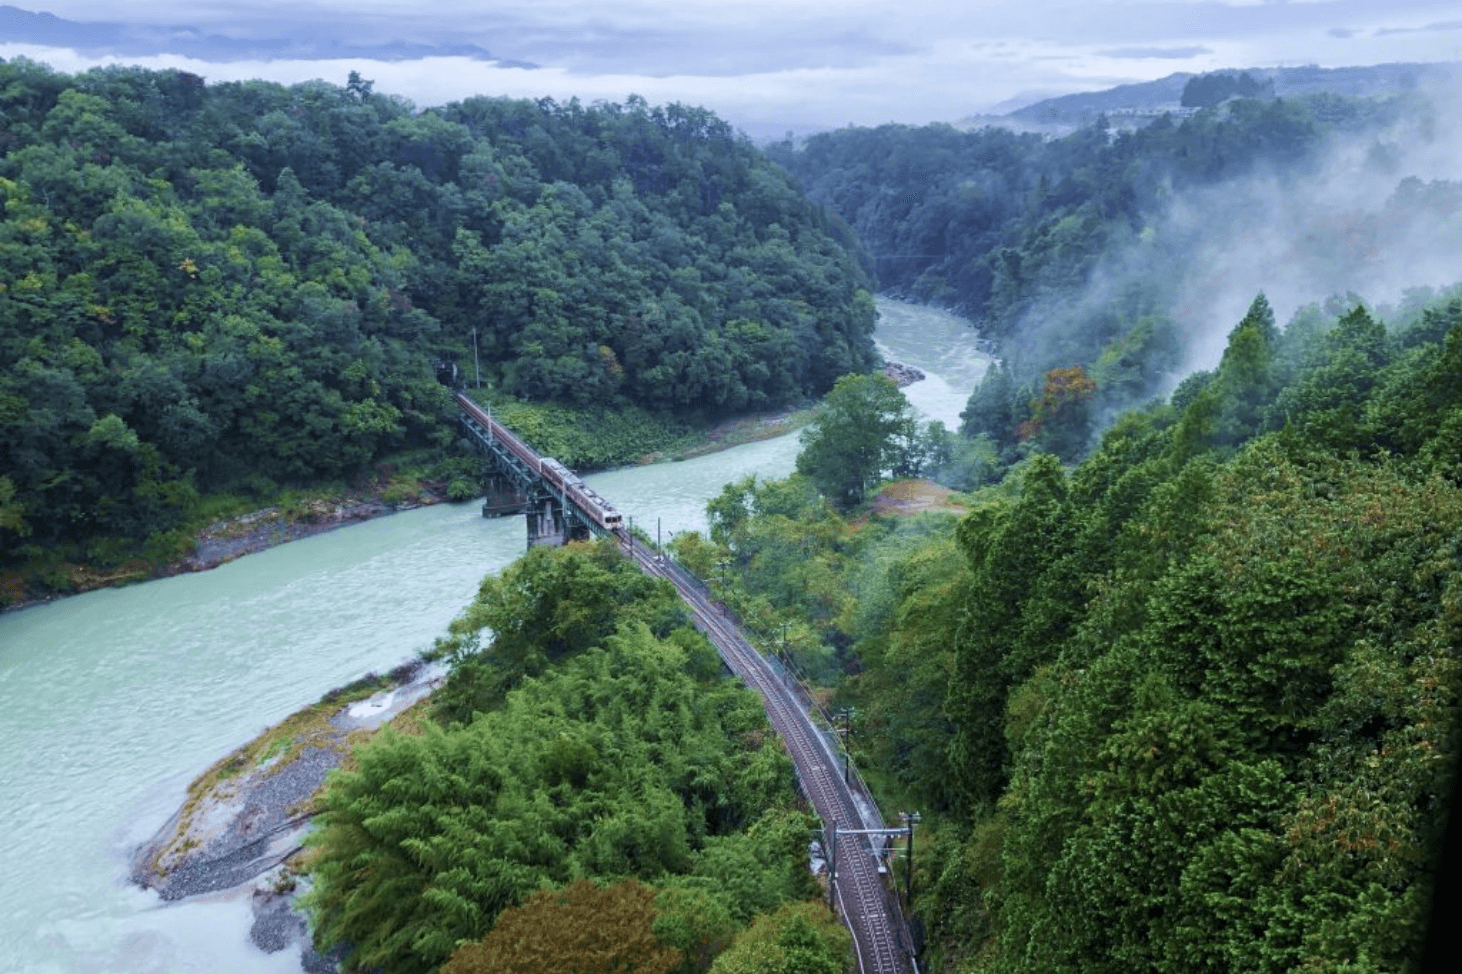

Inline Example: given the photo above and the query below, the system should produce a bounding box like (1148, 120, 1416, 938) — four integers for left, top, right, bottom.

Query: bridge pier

(526, 492, 567, 548)
(525, 492, 596, 547)
(480, 472, 527, 519)
(526, 493, 564, 548)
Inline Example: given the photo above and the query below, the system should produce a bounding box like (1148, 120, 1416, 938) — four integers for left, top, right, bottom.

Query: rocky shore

(0, 486, 447, 613)
(184, 497, 407, 572)
(131, 665, 442, 963)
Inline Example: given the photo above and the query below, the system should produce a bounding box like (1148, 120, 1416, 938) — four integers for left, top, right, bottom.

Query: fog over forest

(1152, 82, 1462, 373)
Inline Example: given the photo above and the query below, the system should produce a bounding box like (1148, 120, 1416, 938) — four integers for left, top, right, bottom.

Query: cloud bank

(7, 1, 1462, 135)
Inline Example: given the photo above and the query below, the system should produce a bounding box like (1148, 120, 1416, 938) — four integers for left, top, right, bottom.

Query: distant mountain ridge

(0, 5, 535, 66)
(995, 61, 1459, 127)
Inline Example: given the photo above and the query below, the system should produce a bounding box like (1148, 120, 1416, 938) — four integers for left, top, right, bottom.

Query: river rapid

(0, 298, 989, 973)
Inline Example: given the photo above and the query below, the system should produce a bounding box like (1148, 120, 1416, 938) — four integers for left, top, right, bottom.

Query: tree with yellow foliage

(441, 879, 682, 974)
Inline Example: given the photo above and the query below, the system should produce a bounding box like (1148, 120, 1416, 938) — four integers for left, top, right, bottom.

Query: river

(0, 298, 989, 973)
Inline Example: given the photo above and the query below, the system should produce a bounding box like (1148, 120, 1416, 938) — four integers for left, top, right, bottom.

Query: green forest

(301, 285, 1462, 974)
(302, 537, 851, 974)
(679, 288, 1461, 973)
(5, 53, 1459, 974)
(0, 60, 875, 577)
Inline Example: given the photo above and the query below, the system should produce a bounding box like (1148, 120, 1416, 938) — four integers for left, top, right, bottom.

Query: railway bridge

(456, 393, 919, 974)
(456, 392, 623, 547)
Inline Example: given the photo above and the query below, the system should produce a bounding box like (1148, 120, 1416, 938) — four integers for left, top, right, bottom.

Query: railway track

(619, 534, 913, 974)
(455, 395, 915, 973)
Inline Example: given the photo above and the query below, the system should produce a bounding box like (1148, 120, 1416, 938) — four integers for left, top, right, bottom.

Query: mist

(1163, 82, 1462, 372)
(1011, 80, 1462, 390)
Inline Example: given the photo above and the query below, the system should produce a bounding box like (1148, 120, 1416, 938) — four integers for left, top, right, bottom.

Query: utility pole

(827, 819, 838, 915)
(899, 811, 921, 906)
(838, 709, 852, 786)
(836, 710, 853, 783)
(472, 327, 481, 389)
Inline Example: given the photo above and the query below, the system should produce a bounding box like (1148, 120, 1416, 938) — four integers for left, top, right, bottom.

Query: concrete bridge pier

(480, 472, 527, 519)
(526, 492, 567, 548)
(525, 492, 594, 547)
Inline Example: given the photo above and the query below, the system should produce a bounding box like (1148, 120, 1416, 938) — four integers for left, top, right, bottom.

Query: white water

(0, 298, 984, 973)
(874, 300, 994, 430)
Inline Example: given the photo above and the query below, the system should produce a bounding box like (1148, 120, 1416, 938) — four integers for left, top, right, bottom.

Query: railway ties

(620, 533, 913, 974)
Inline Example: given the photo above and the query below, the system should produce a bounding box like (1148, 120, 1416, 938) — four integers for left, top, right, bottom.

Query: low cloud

(1004, 81, 1462, 383)
(0, 40, 1099, 135)
(9, 1, 1462, 135)
(1097, 46, 1212, 60)
(1376, 20, 1462, 36)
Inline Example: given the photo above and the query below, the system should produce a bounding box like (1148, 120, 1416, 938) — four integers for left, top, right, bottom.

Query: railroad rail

(628, 540, 914, 974)
(456, 395, 916, 974)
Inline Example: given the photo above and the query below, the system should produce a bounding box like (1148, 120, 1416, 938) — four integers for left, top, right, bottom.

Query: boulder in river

(882, 361, 926, 387)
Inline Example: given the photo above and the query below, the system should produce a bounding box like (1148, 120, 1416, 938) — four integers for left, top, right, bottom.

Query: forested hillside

(767, 88, 1461, 463)
(684, 288, 1462, 973)
(0, 60, 875, 564)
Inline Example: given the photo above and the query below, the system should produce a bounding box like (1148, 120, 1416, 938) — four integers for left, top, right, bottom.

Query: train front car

(577, 486, 623, 529)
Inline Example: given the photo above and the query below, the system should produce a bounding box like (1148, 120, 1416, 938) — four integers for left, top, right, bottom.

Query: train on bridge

(454, 392, 623, 532)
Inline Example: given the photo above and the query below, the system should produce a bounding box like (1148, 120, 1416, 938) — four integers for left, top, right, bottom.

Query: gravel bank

(130, 669, 442, 964)
(184, 498, 404, 571)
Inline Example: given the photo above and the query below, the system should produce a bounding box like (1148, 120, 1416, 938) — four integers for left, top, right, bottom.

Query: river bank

(0, 397, 832, 614)
(2, 354, 949, 615)
(131, 662, 442, 966)
(0, 494, 445, 614)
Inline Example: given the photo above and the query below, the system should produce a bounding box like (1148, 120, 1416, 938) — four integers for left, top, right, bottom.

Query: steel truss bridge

(457, 393, 606, 546)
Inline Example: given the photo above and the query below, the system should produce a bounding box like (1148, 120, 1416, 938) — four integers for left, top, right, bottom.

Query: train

(538, 457, 624, 530)
(454, 392, 624, 531)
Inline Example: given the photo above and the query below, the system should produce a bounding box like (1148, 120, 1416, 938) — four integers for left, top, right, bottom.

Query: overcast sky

(5, 1, 1462, 135)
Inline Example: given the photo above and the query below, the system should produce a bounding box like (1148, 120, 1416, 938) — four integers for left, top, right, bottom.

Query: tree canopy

(303, 538, 821, 974)
(795, 373, 915, 507)
(439, 879, 682, 974)
(683, 288, 1462, 974)
(0, 61, 875, 566)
